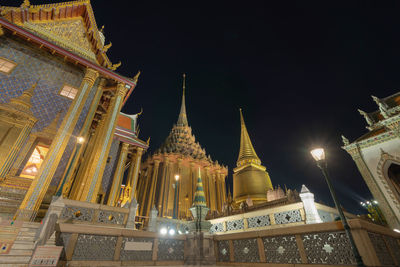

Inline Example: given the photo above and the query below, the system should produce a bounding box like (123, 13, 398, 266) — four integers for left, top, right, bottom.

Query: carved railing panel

(233, 238, 259, 262)
(274, 210, 302, 225)
(60, 205, 94, 222)
(247, 215, 270, 228)
(226, 219, 244, 231)
(210, 222, 224, 233)
(302, 231, 356, 265)
(263, 235, 301, 263)
(157, 238, 184, 261)
(97, 210, 125, 224)
(217, 240, 230, 262)
(72, 234, 117, 260)
(368, 232, 395, 266)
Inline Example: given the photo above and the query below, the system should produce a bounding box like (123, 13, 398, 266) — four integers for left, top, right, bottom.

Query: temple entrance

(387, 163, 400, 201)
(20, 144, 49, 179)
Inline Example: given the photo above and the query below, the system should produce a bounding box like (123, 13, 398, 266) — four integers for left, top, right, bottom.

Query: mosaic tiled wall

(101, 138, 120, 202)
(217, 240, 230, 262)
(248, 214, 270, 228)
(0, 35, 100, 187)
(0, 36, 83, 132)
(210, 222, 224, 233)
(226, 219, 244, 231)
(274, 210, 302, 224)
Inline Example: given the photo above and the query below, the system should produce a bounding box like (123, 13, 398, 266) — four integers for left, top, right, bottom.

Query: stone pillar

(125, 198, 139, 229)
(56, 78, 106, 197)
(76, 83, 128, 203)
(145, 160, 160, 217)
(0, 119, 36, 178)
(209, 173, 216, 211)
(215, 171, 222, 212)
(107, 142, 130, 206)
(16, 68, 99, 221)
(161, 160, 171, 217)
(148, 206, 158, 232)
(299, 185, 322, 224)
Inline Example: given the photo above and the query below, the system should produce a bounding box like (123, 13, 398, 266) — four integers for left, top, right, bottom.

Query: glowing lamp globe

(174, 174, 180, 181)
(310, 148, 325, 162)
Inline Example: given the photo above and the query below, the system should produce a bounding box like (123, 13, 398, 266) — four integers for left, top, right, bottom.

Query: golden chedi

(233, 109, 273, 204)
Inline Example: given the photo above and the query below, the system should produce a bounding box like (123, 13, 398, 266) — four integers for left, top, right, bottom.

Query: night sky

(7, 1, 400, 214)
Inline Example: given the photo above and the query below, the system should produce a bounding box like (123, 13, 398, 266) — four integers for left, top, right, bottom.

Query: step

(18, 231, 37, 237)
(22, 222, 41, 228)
(12, 242, 35, 250)
(0, 255, 31, 264)
(0, 264, 28, 267)
(7, 249, 33, 256)
(16, 235, 35, 242)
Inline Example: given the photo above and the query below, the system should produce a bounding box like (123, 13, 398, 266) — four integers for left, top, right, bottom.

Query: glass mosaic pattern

(120, 237, 154, 261)
(247, 215, 270, 228)
(233, 238, 259, 262)
(368, 232, 395, 266)
(263, 235, 301, 263)
(157, 238, 184, 261)
(302, 231, 356, 265)
(226, 219, 244, 231)
(210, 222, 224, 233)
(217, 240, 230, 262)
(317, 209, 333, 222)
(72, 234, 117, 260)
(274, 210, 302, 224)
(101, 138, 120, 200)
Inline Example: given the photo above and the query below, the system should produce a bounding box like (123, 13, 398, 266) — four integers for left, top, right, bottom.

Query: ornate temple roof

(237, 109, 261, 167)
(156, 75, 209, 161)
(0, 0, 111, 67)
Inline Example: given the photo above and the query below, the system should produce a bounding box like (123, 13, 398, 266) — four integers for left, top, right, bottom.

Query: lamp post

(173, 174, 180, 219)
(310, 148, 364, 267)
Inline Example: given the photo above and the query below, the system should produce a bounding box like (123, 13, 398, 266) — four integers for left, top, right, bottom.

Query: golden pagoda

(136, 75, 228, 220)
(233, 109, 273, 204)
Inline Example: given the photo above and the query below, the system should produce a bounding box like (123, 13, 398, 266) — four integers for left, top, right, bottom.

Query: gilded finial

(146, 137, 151, 145)
(133, 70, 141, 83)
(21, 0, 30, 8)
(100, 25, 104, 33)
(182, 73, 186, 95)
(109, 61, 121, 71)
(137, 107, 143, 116)
(103, 42, 112, 52)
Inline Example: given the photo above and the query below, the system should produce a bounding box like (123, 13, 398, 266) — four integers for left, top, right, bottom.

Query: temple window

(59, 84, 78, 99)
(0, 57, 17, 74)
(20, 145, 49, 179)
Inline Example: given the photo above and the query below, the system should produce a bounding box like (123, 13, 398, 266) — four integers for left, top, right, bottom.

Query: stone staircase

(0, 221, 40, 266)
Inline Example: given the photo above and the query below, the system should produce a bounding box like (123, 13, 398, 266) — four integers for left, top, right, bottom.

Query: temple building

(233, 109, 273, 205)
(136, 75, 228, 220)
(0, 0, 148, 222)
(342, 92, 400, 230)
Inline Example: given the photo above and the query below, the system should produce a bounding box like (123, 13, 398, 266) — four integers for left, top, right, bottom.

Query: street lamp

(173, 174, 180, 219)
(310, 148, 364, 267)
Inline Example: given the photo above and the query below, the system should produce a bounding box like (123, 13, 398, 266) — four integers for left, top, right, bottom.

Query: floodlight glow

(77, 136, 85, 144)
(393, 229, 400, 233)
(169, 229, 176, 235)
(310, 148, 325, 161)
(160, 227, 167, 235)
(373, 200, 378, 204)
(175, 174, 180, 181)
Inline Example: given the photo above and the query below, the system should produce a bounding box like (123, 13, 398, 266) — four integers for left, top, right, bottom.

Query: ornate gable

(0, 0, 111, 67)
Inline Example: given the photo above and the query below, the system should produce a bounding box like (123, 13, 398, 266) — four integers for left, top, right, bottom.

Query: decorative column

(76, 83, 128, 203)
(56, 78, 106, 197)
(299, 185, 322, 224)
(215, 171, 222, 212)
(157, 157, 168, 212)
(145, 160, 160, 217)
(16, 68, 99, 221)
(139, 163, 153, 217)
(204, 167, 210, 207)
(127, 147, 144, 200)
(107, 142, 130, 206)
(161, 160, 171, 216)
(209, 173, 217, 211)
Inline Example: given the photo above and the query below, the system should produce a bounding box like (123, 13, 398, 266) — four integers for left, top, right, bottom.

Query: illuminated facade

(0, 0, 147, 221)
(343, 92, 400, 230)
(136, 75, 228, 220)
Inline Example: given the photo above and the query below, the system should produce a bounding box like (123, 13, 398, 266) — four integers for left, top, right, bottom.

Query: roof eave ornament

(371, 95, 391, 119)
